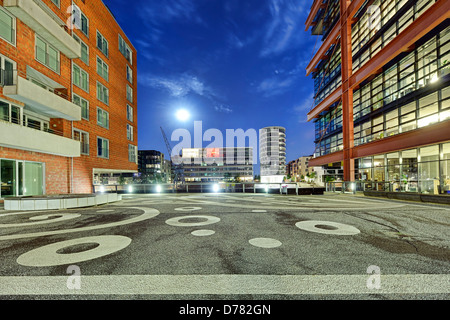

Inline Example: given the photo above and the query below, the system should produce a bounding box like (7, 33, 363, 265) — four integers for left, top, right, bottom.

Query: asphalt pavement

(0, 193, 449, 301)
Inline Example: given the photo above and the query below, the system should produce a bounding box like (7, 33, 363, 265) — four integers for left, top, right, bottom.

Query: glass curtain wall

(355, 142, 450, 194)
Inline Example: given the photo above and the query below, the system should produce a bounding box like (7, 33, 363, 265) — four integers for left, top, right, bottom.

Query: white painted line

(0, 274, 448, 295)
(165, 215, 220, 227)
(191, 229, 216, 237)
(0, 212, 81, 228)
(249, 238, 282, 248)
(17, 236, 132, 267)
(295, 221, 361, 236)
(0, 207, 159, 241)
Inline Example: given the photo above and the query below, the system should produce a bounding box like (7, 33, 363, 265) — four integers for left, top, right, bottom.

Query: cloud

(139, 0, 201, 25)
(140, 73, 233, 113)
(260, 0, 307, 57)
(256, 76, 296, 98)
(294, 92, 315, 123)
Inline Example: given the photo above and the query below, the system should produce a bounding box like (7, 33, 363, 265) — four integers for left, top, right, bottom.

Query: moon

(176, 109, 190, 122)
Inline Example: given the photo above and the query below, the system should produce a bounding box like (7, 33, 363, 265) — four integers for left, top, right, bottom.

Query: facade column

(340, 0, 355, 181)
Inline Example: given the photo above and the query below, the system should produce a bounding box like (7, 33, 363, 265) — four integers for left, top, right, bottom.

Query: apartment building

(0, 0, 138, 198)
(259, 126, 286, 183)
(286, 156, 313, 180)
(305, 0, 450, 194)
(181, 147, 254, 183)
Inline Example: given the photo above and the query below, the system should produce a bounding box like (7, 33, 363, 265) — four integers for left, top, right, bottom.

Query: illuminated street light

(212, 184, 220, 193)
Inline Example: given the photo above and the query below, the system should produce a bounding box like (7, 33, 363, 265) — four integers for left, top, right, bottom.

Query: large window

(72, 93, 89, 120)
(127, 124, 134, 141)
(354, 86, 450, 147)
(129, 144, 137, 163)
(355, 142, 450, 194)
(119, 34, 133, 64)
(352, 0, 437, 73)
(97, 82, 109, 105)
(0, 55, 15, 86)
(36, 35, 60, 73)
(0, 159, 44, 198)
(0, 6, 15, 45)
(127, 104, 133, 122)
(73, 34, 89, 65)
(126, 84, 133, 103)
(97, 137, 109, 159)
(0, 100, 21, 124)
(97, 31, 109, 58)
(97, 56, 109, 81)
(73, 129, 89, 155)
(97, 107, 109, 129)
(73, 64, 89, 92)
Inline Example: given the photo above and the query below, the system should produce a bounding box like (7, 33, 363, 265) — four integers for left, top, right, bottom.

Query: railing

(325, 181, 419, 194)
(93, 182, 326, 195)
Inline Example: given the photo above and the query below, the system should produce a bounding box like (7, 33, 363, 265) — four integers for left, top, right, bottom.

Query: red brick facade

(0, 0, 138, 196)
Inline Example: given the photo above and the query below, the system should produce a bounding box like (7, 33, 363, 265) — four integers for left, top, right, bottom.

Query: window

(72, 64, 89, 91)
(97, 137, 109, 158)
(97, 82, 109, 105)
(126, 65, 133, 84)
(0, 55, 14, 86)
(73, 34, 89, 65)
(72, 93, 89, 120)
(119, 35, 133, 64)
(97, 56, 109, 81)
(51, 0, 60, 7)
(97, 107, 109, 129)
(129, 144, 137, 163)
(127, 105, 133, 122)
(0, 6, 15, 45)
(127, 124, 134, 141)
(97, 31, 109, 57)
(35, 35, 60, 73)
(126, 84, 133, 103)
(73, 129, 89, 155)
(0, 100, 21, 124)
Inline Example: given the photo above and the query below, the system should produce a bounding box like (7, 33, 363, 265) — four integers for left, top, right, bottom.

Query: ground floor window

(0, 159, 44, 198)
(355, 142, 450, 195)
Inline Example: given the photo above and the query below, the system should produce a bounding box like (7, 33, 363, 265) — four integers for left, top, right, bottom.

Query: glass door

(0, 159, 16, 197)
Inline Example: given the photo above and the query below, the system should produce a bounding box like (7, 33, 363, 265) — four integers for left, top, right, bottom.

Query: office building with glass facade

(181, 148, 254, 183)
(305, 0, 450, 195)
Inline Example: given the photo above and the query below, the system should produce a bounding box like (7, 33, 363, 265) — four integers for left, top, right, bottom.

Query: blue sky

(104, 0, 317, 169)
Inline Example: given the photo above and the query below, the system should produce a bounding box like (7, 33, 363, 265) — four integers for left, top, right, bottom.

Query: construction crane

(160, 127, 183, 185)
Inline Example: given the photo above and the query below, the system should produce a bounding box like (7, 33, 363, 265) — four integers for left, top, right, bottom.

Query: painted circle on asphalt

(0, 213, 81, 228)
(165, 215, 220, 227)
(96, 209, 114, 213)
(174, 207, 202, 212)
(295, 220, 361, 235)
(191, 229, 216, 237)
(249, 238, 282, 248)
(16, 235, 132, 267)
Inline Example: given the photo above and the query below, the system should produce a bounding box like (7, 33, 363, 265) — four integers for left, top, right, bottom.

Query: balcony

(0, 119, 80, 157)
(3, 0, 81, 59)
(3, 70, 81, 121)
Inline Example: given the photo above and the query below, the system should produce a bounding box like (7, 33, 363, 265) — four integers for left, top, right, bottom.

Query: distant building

(286, 155, 313, 181)
(138, 150, 172, 183)
(180, 148, 253, 183)
(259, 126, 286, 183)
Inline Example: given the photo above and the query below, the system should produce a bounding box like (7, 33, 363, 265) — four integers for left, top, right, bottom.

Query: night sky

(104, 0, 318, 172)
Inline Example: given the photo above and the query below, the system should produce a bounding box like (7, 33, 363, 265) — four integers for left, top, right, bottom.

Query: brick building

(0, 0, 137, 198)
